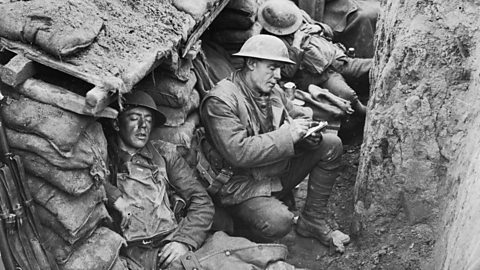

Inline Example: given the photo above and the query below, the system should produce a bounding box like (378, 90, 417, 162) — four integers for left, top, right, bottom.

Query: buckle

(216, 169, 233, 184)
(142, 239, 153, 245)
(5, 214, 16, 234)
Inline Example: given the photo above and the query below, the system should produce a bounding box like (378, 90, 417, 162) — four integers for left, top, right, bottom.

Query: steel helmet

(232, 34, 295, 64)
(257, 0, 303, 36)
(122, 91, 166, 127)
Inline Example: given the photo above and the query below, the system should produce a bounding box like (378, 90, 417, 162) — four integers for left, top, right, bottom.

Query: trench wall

(354, 0, 480, 268)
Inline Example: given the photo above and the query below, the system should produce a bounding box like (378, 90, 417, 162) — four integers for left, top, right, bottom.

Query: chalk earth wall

(354, 0, 480, 269)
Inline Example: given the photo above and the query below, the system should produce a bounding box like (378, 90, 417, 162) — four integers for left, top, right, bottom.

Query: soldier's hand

(288, 118, 310, 143)
(292, 29, 307, 49)
(338, 100, 354, 115)
(157, 241, 189, 268)
(319, 23, 334, 39)
(113, 197, 131, 231)
(304, 129, 323, 146)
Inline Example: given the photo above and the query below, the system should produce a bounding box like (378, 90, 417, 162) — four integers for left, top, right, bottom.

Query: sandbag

(36, 203, 111, 245)
(173, 0, 218, 21)
(157, 89, 200, 127)
(211, 22, 262, 44)
(20, 152, 94, 196)
(61, 227, 125, 270)
(41, 225, 97, 265)
(211, 10, 255, 30)
(27, 175, 106, 237)
(168, 231, 288, 270)
(135, 70, 196, 108)
(1, 95, 94, 151)
(7, 121, 108, 170)
(151, 112, 200, 156)
(202, 41, 236, 84)
(227, 0, 258, 15)
(0, 0, 103, 57)
(41, 226, 76, 265)
(162, 54, 194, 82)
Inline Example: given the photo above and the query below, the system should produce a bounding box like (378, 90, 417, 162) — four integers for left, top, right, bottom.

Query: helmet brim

(123, 103, 166, 127)
(232, 52, 296, 65)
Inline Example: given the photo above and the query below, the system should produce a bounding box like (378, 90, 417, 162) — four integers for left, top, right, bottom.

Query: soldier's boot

(295, 165, 350, 253)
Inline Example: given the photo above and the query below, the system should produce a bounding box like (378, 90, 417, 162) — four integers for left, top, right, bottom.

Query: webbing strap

(180, 251, 203, 270)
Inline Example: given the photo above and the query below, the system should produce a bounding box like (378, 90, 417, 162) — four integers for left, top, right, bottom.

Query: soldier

(104, 91, 214, 269)
(297, 0, 380, 58)
(258, 0, 372, 116)
(200, 34, 350, 253)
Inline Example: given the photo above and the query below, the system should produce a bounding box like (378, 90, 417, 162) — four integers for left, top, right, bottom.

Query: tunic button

(186, 255, 191, 260)
(225, 251, 231, 256)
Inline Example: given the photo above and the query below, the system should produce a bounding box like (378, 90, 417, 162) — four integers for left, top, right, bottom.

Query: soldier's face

(249, 59, 283, 94)
(117, 107, 153, 152)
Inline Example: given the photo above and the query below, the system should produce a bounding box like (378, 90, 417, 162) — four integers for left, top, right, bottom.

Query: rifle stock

(0, 220, 15, 270)
(0, 97, 57, 269)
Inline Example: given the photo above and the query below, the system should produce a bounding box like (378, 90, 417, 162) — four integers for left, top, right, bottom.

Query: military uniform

(104, 140, 214, 269)
(277, 10, 372, 114)
(201, 71, 343, 241)
(299, 0, 380, 58)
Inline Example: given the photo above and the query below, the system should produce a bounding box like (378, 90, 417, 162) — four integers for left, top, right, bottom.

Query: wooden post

(84, 86, 115, 116)
(0, 54, 36, 87)
(19, 79, 118, 119)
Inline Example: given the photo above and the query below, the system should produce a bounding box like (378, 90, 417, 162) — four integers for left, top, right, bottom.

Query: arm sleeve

(103, 181, 122, 207)
(282, 45, 304, 80)
(282, 92, 314, 120)
(162, 147, 214, 250)
(202, 97, 296, 168)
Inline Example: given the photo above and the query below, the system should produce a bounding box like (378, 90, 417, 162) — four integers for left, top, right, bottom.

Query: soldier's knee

(258, 207, 294, 240)
(319, 134, 343, 164)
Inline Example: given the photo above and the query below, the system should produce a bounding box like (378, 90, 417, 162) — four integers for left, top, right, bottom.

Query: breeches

(229, 134, 343, 241)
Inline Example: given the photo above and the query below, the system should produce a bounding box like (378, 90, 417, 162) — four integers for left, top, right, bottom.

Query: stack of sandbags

(135, 65, 202, 160)
(150, 112, 200, 159)
(208, 0, 263, 67)
(1, 93, 126, 270)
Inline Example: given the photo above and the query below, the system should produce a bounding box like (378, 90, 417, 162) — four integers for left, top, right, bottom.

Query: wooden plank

(0, 54, 36, 87)
(84, 86, 116, 116)
(0, 37, 131, 99)
(0, 38, 107, 87)
(181, 0, 231, 58)
(19, 79, 118, 119)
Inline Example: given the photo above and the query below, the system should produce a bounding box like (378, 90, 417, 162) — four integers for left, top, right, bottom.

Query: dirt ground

(282, 133, 436, 270)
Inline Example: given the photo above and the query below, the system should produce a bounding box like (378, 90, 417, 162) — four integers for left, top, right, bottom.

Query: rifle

(0, 94, 57, 269)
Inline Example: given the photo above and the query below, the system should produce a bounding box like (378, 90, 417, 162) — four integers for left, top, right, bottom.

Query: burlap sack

(211, 10, 255, 30)
(168, 231, 289, 270)
(211, 22, 262, 44)
(157, 89, 200, 127)
(36, 203, 111, 245)
(7, 121, 107, 170)
(61, 227, 126, 270)
(135, 70, 196, 108)
(0, 0, 103, 57)
(150, 112, 200, 156)
(227, 0, 258, 15)
(28, 175, 106, 236)
(41, 225, 100, 265)
(20, 152, 94, 196)
(172, 0, 218, 21)
(1, 95, 93, 151)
